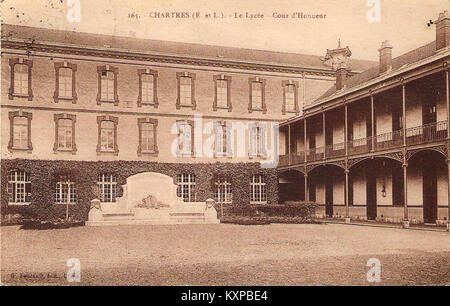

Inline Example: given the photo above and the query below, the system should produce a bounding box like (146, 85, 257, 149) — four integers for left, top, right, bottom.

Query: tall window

(54, 62, 77, 103)
(250, 174, 267, 204)
(9, 58, 33, 100)
(285, 84, 295, 111)
(58, 67, 73, 98)
(141, 74, 154, 103)
(140, 122, 155, 152)
(96, 116, 118, 154)
(97, 174, 117, 203)
(213, 75, 232, 111)
(248, 77, 266, 113)
(138, 69, 158, 107)
(179, 77, 192, 105)
(251, 82, 262, 109)
(249, 124, 266, 157)
(54, 174, 76, 204)
(97, 65, 118, 105)
(57, 118, 74, 150)
(138, 118, 158, 156)
(215, 122, 229, 156)
(8, 111, 32, 152)
(176, 174, 196, 202)
(101, 71, 115, 101)
(177, 121, 193, 156)
(8, 170, 31, 204)
(14, 64, 28, 95)
(282, 80, 299, 114)
(214, 177, 232, 204)
(176, 72, 196, 109)
(12, 116, 29, 149)
(217, 79, 228, 108)
(100, 121, 115, 151)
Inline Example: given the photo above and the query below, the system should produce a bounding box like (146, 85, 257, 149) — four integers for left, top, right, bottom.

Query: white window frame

(249, 124, 267, 158)
(97, 173, 117, 203)
(214, 177, 232, 204)
(8, 170, 31, 205)
(250, 174, 267, 204)
(176, 174, 196, 202)
(54, 174, 76, 204)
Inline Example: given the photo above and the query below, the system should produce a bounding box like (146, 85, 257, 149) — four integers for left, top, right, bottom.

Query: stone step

(102, 212, 135, 221)
(86, 217, 220, 226)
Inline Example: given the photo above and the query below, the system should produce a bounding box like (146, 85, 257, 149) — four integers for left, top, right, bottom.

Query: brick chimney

(336, 62, 348, 90)
(378, 40, 393, 73)
(435, 10, 450, 50)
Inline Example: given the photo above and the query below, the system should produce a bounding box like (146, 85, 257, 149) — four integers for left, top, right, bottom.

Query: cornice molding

(1, 40, 352, 78)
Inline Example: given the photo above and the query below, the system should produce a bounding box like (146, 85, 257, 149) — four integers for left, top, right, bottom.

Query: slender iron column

(304, 119, 307, 163)
(345, 104, 348, 156)
(403, 163, 408, 221)
(288, 124, 291, 165)
(323, 112, 326, 159)
(304, 173, 309, 202)
(345, 168, 349, 218)
(371, 95, 375, 151)
(446, 70, 450, 230)
(402, 84, 406, 146)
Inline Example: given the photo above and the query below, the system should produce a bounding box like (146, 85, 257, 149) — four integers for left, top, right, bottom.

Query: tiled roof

(315, 41, 438, 102)
(1, 24, 376, 72)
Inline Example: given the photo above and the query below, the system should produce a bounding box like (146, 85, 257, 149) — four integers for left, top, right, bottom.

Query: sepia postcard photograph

(0, 0, 449, 294)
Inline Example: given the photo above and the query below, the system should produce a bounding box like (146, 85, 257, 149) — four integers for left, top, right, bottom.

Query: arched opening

(278, 170, 304, 203)
(407, 149, 447, 224)
(308, 164, 345, 217)
(349, 158, 403, 220)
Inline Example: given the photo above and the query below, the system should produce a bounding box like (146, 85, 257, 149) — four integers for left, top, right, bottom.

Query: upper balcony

(279, 120, 448, 167)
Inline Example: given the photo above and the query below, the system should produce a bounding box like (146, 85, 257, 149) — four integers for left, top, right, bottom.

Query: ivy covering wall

(1, 159, 279, 221)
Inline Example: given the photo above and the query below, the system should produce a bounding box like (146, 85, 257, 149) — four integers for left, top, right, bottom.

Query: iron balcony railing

(291, 152, 305, 164)
(307, 146, 324, 162)
(405, 120, 447, 146)
(348, 136, 373, 155)
(374, 130, 403, 151)
(279, 154, 289, 167)
(325, 142, 345, 158)
(279, 121, 448, 167)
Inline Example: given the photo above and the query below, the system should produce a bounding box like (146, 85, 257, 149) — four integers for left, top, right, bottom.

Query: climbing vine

(1, 159, 279, 221)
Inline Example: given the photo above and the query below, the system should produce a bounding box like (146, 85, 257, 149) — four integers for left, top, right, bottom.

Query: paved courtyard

(1, 223, 449, 285)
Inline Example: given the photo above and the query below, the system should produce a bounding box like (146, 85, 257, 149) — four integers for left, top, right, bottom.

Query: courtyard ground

(1, 223, 449, 285)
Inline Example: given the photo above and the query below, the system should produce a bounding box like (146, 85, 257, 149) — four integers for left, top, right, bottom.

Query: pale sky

(1, 0, 448, 61)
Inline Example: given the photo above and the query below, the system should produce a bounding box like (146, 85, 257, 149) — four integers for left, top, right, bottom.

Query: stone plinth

(86, 172, 219, 226)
